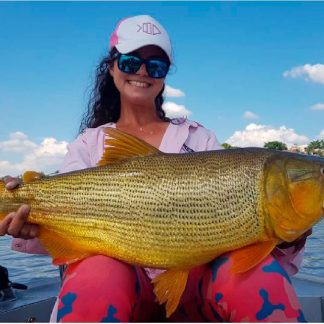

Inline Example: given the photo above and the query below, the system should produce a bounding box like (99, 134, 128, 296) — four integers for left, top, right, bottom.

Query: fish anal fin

(38, 228, 91, 265)
(152, 268, 189, 318)
(22, 171, 44, 183)
(230, 240, 278, 273)
(97, 128, 161, 166)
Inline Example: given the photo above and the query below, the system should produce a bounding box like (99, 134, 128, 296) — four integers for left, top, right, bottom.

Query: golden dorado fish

(0, 128, 324, 316)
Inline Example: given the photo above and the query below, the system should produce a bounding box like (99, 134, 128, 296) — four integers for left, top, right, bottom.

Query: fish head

(286, 157, 324, 220)
(265, 152, 324, 242)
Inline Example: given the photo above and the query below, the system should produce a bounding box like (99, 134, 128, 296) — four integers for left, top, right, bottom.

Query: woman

(0, 15, 308, 322)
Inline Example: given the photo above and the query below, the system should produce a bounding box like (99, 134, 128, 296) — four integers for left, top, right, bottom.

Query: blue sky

(1, 1, 324, 176)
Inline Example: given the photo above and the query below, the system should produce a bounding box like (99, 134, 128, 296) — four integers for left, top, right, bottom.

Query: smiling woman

(110, 45, 170, 148)
(0, 14, 311, 323)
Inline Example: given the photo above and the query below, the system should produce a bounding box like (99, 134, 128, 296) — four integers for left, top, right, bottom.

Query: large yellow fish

(0, 128, 324, 316)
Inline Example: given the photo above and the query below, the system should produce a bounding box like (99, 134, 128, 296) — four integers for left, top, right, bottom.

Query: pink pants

(56, 253, 305, 322)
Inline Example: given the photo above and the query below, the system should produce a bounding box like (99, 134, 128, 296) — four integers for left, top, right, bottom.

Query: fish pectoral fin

(22, 171, 44, 183)
(97, 128, 161, 166)
(230, 240, 278, 273)
(152, 268, 189, 318)
(39, 228, 91, 265)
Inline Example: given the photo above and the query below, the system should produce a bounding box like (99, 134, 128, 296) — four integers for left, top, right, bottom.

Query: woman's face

(110, 45, 169, 107)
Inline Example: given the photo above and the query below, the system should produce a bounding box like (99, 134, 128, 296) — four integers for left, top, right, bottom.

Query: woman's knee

(57, 255, 143, 322)
(205, 254, 304, 322)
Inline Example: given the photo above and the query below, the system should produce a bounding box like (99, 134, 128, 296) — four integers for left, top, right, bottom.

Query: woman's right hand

(0, 176, 39, 239)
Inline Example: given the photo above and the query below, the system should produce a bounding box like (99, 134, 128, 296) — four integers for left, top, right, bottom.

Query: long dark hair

(79, 48, 169, 134)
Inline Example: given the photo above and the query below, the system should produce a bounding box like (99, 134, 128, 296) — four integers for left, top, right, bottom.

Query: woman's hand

(0, 176, 39, 239)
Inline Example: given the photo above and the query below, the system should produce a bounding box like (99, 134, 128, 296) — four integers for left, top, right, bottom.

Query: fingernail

(20, 205, 31, 214)
(6, 182, 16, 190)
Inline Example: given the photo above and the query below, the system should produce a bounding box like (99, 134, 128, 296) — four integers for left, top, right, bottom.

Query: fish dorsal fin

(97, 128, 161, 166)
(22, 171, 44, 183)
(152, 268, 189, 318)
(230, 240, 278, 273)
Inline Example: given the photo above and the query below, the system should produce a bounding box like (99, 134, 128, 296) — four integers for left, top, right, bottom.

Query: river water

(0, 222, 323, 285)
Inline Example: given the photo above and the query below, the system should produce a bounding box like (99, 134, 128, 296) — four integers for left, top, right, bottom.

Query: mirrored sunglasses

(115, 53, 170, 79)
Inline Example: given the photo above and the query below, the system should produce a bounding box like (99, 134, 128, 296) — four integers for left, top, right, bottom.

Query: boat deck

(292, 274, 324, 322)
(0, 276, 60, 322)
(0, 274, 323, 322)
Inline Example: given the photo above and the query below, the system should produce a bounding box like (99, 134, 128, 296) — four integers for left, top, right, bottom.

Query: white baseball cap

(110, 15, 172, 63)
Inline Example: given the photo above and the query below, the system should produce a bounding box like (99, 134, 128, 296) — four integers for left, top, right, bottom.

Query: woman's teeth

(128, 80, 150, 88)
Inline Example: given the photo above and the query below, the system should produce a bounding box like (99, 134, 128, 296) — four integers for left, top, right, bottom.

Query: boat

(291, 274, 324, 322)
(0, 268, 324, 322)
(0, 275, 60, 322)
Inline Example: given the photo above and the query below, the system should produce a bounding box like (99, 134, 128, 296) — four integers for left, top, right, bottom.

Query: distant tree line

(221, 139, 324, 156)
(264, 141, 287, 151)
(306, 140, 324, 156)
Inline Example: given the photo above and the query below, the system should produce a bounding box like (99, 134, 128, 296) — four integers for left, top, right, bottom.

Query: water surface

(0, 222, 323, 284)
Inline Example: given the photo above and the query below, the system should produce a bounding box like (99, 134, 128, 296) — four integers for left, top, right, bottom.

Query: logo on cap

(137, 22, 161, 35)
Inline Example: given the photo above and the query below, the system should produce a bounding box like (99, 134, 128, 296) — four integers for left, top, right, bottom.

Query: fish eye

(321, 167, 324, 175)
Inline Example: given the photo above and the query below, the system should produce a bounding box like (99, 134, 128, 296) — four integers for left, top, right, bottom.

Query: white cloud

(319, 130, 324, 139)
(310, 103, 324, 111)
(0, 132, 37, 152)
(243, 111, 259, 120)
(162, 101, 192, 119)
(164, 85, 185, 97)
(283, 64, 324, 84)
(226, 123, 310, 148)
(0, 132, 68, 177)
